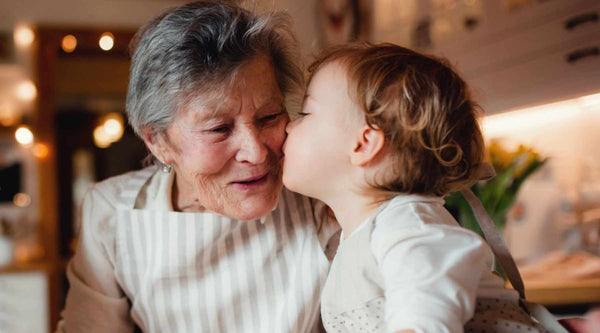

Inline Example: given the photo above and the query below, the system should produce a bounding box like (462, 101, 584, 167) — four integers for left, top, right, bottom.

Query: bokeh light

(61, 34, 77, 53)
(14, 25, 34, 47)
(103, 113, 124, 142)
(16, 80, 37, 101)
(93, 126, 112, 148)
(13, 193, 32, 207)
(15, 126, 34, 146)
(32, 143, 50, 159)
(99, 32, 114, 51)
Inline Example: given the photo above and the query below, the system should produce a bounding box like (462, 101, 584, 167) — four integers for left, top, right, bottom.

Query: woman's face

(154, 56, 289, 220)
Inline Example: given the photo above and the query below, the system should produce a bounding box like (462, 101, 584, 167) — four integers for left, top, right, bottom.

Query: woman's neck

(171, 172, 207, 212)
(325, 188, 392, 239)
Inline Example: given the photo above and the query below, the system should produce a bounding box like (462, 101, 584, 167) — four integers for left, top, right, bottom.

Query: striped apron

(112, 168, 331, 332)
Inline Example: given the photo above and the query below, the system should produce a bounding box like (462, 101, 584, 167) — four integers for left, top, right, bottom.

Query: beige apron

(112, 167, 331, 332)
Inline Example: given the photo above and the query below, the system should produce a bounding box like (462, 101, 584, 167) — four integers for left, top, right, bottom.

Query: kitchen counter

(524, 277, 600, 306)
(517, 251, 600, 306)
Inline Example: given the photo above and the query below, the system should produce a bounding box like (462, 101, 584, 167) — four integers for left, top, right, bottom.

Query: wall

(0, 0, 321, 58)
(482, 93, 600, 263)
(0, 0, 202, 30)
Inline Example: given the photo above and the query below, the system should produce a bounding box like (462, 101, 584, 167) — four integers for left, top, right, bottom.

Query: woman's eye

(297, 112, 310, 117)
(208, 125, 231, 133)
(259, 112, 283, 123)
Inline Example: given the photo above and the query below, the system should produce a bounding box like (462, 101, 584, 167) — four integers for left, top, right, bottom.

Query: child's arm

(371, 214, 492, 332)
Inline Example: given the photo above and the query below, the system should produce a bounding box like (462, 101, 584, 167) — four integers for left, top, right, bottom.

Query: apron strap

(460, 188, 526, 299)
(118, 165, 159, 209)
(459, 163, 569, 331)
(458, 162, 526, 299)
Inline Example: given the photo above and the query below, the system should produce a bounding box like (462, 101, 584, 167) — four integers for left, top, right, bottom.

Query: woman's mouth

(231, 173, 270, 190)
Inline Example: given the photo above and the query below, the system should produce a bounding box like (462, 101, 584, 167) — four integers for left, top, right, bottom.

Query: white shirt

(321, 194, 518, 333)
(57, 167, 340, 333)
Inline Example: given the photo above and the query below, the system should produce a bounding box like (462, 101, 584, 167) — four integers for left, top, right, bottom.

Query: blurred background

(0, 0, 598, 331)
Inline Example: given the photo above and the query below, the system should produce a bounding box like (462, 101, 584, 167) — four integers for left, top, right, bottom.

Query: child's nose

(285, 119, 295, 134)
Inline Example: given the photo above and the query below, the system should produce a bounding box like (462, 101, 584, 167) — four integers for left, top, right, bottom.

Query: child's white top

(320, 194, 519, 333)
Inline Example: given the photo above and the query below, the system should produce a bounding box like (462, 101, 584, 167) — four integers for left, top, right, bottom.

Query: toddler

(282, 43, 548, 332)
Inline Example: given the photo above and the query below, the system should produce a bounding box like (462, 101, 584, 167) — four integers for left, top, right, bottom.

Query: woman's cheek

(267, 120, 288, 152)
(189, 144, 233, 176)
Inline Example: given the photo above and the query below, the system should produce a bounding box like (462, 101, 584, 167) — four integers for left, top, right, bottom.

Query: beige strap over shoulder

(459, 163, 568, 333)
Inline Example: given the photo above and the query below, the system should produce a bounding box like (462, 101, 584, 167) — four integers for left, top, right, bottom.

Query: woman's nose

(235, 128, 268, 164)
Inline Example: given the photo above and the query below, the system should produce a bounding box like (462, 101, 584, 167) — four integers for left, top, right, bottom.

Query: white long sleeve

(370, 198, 498, 333)
(57, 181, 136, 333)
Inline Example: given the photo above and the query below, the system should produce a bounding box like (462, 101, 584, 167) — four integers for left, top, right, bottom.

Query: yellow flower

(487, 140, 513, 171)
(486, 141, 544, 178)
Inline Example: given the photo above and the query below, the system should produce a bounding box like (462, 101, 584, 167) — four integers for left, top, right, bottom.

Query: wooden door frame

(34, 26, 135, 331)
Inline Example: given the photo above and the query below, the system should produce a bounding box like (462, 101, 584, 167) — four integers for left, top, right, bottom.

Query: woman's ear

(350, 125, 385, 166)
(141, 127, 173, 165)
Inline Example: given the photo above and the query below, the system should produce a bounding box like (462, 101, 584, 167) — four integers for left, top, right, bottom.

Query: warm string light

(61, 34, 77, 53)
(16, 80, 37, 102)
(99, 32, 114, 51)
(11, 125, 50, 159)
(14, 25, 34, 48)
(93, 126, 112, 148)
(15, 126, 34, 146)
(94, 113, 124, 148)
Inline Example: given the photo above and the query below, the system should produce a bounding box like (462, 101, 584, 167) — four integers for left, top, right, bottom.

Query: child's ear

(350, 125, 385, 166)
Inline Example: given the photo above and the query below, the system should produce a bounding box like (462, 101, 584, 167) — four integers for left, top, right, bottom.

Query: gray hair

(126, 0, 302, 138)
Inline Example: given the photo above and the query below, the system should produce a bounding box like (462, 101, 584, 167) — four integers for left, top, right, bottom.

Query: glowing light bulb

(14, 25, 34, 47)
(61, 34, 77, 53)
(94, 126, 112, 148)
(99, 32, 114, 51)
(15, 126, 34, 146)
(102, 113, 124, 142)
(16, 80, 37, 101)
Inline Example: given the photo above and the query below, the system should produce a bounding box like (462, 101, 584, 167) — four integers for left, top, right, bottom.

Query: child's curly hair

(308, 42, 485, 196)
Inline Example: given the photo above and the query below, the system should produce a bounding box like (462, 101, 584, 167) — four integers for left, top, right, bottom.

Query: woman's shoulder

(78, 167, 159, 244)
(89, 166, 158, 208)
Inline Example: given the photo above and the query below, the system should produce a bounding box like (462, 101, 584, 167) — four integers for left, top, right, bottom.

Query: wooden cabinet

(373, 0, 600, 114)
(436, 0, 600, 114)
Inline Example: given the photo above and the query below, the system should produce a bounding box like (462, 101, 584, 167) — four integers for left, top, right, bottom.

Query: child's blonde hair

(308, 42, 485, 196)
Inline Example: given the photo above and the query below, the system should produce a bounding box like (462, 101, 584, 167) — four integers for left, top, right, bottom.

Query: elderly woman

(57, 1, 339, 332)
